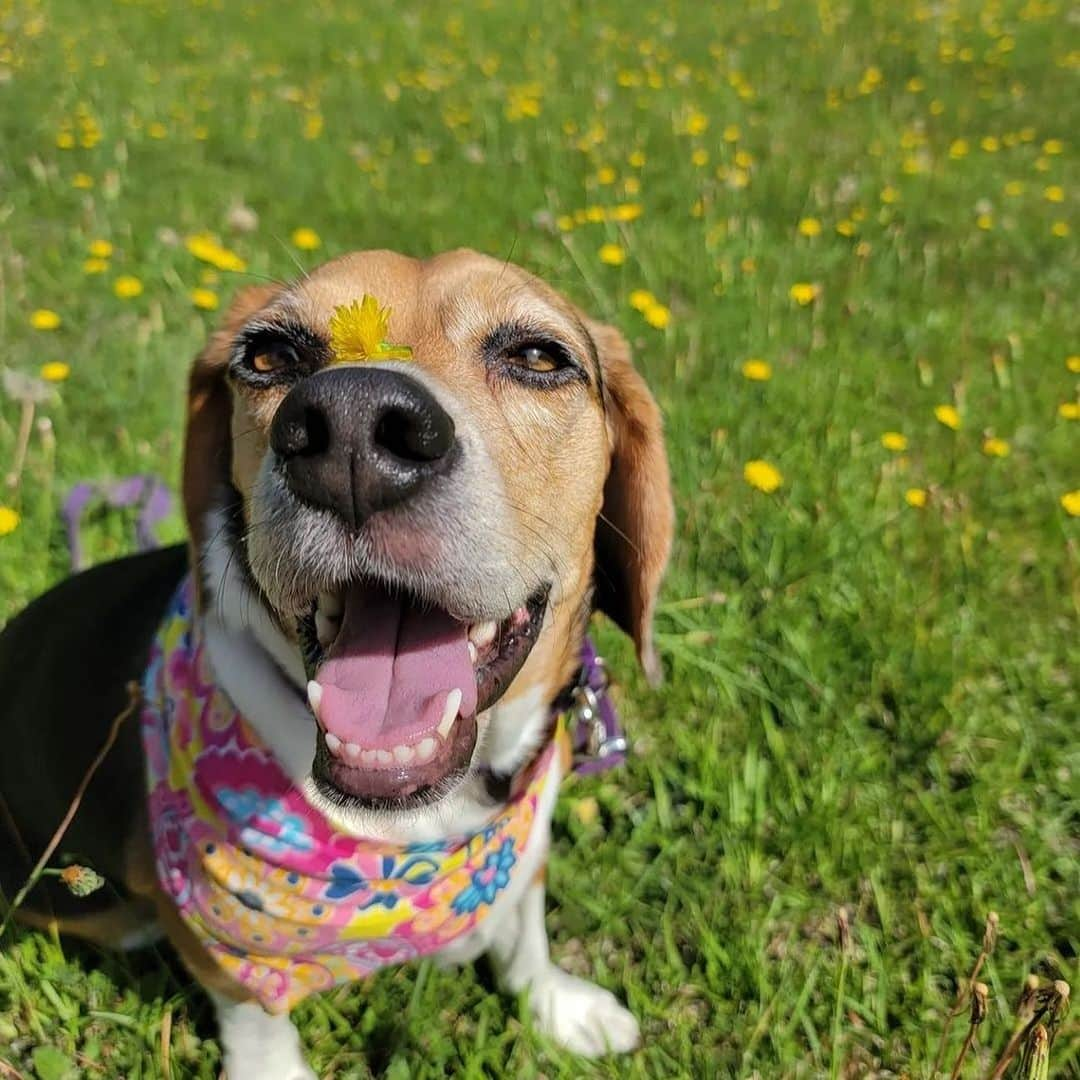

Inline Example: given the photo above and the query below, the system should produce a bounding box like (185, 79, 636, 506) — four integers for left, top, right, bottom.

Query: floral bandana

(141, 577, 559, 1013)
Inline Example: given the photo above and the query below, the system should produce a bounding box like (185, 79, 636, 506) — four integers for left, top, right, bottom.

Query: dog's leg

(210, 992, 316, 1080)
(487, 879, 641, 1057)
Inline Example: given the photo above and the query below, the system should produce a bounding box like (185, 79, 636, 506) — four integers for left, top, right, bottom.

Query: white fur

(209, 992, 315, 1080)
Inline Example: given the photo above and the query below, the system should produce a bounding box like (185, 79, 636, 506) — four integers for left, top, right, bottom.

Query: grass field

(1, 0, 1077, 1076)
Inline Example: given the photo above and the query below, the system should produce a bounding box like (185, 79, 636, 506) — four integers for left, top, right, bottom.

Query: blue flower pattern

(451, 839, 518, 915)
(216, 785, 315, 855)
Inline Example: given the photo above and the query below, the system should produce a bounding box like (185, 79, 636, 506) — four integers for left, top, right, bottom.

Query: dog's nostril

(374, 406, 454, 464)
(274, 407, 330, 460)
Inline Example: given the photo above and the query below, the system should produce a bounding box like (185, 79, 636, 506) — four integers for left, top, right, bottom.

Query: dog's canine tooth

(325, 731, 342, 754)
(315, 611, 340, 648)
(307, 680, 323, 720)
(317, 590, 344, 617)
(468, 621, 497, 649)
(437, 688, 463, 739)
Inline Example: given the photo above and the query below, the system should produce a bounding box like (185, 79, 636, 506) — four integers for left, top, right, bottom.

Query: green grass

(1, 0, 1077, 1076)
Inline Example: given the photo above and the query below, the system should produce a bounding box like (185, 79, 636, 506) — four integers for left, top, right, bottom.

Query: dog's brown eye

(511, 346, 560, 373)
(251, 342, 298, 374)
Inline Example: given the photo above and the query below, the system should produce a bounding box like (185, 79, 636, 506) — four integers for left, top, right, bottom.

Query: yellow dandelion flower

(0, 507, 20, 537)
(185, 233, 247, 273)
(72, 172, 94, 189)
(949, 138, 970, 159)
(741, 359, 772, 382)
(723, 123, 741, 142)
(1044, 185, 1064, 202)
(113, 276, 143, 299)
(56, 131, 75, 150)
(798, 217, 822, 237)
(934, 404, 961, 430)
(642, 302, 670, 329)
(905, 487, 928, 508)
(584, 205, 607, 223)
(83, 257, 108, 274)
(976, 213, 994, 230)
(691, 148, 709, 167)
(1061, 490, 1080, 516)
(906, 76, 925, 92)
(1043, 139, 1064, 154)
(598, 243, 626, 266)
(1068, 356, 1080, 373)
(1051, 222, 1070, 238)
(413, 147, 433, 166)
(789, 282, 818, 306)
(1058, 402, 1079, 420)
(597, 166, 617, 184)
(982, 436, 1010, 457)
(980, 136, 1000, 152)
(1003, 180, 1025, 196)
(880, 185, 900, 204)
(743, 460, 783, 493)
(1019, 127, 1036, 142)
(29, 309, 61, 330)
(40, 361, 70, 382)
(556, 214, 575, 232)
(329, 295, 412, 362)
(291, 227, 321, 251)
(190, 288, 219, 311)
(836, 219, 856, 237)
(881, 431, 908, 452)
(611, 203, 643, 222)
(147, 121, 167, 139)
(628, 150, 646, 168)
(740, 256, 757, 274)
(628, 289, 655, 312)
(88, 239, 113, 258)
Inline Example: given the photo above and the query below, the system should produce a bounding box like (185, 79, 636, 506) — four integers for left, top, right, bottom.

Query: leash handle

(61, 475, 173, 572)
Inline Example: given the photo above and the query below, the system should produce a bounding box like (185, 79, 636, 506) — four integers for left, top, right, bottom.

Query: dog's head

(184, 249, 672, 811)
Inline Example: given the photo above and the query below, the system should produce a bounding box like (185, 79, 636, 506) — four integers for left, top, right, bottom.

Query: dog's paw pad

(529, 968, 640, 1057)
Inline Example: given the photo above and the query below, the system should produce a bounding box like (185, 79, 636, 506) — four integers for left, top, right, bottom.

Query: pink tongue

(314, 583, 478, 750)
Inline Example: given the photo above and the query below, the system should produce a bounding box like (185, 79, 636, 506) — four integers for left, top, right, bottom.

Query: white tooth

(376, 749, 394, 765)
(307, 680, 323, 720)
(469, 621, 497, 649)
(468, 641, 478, 664)
(345, 742, 362, 761)
(416, 737, 436, 763)
(324, 731, 341, 754)
(393, 744, 415, 764)
(318, 590, 344, 617)
(315, 611, 340, 648)
(437, 688, 463, 740)
(361, 749, 378, 766)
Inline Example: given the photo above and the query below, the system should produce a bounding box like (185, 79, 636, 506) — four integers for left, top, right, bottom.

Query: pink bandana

(141, 577, 558, 1013)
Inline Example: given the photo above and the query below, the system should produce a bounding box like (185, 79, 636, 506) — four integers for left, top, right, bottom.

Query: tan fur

(183, 249, 671, 708)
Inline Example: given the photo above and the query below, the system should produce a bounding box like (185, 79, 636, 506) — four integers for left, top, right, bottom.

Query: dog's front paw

(529, 967, 641, 1057)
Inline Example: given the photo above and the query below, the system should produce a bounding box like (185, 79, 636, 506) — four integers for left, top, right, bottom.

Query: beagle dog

(0, 249, 672, 1078)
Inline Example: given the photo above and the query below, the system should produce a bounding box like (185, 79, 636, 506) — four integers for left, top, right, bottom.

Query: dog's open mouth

(299, 581, 548, 807)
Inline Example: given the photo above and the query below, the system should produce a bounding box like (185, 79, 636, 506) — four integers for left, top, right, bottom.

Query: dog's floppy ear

(588, 320, 674, 685)
(182, 284, 281, 557)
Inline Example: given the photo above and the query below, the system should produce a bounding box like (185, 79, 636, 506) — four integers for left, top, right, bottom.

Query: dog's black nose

(270, 366, 457, 525)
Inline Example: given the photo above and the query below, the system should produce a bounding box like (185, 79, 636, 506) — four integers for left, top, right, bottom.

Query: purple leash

(61, 475, 173, 572)
(568, 638, 628, 775)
